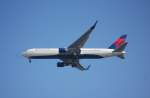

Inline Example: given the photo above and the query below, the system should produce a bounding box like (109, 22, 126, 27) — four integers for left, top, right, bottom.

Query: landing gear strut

(29, 59, 31, 63)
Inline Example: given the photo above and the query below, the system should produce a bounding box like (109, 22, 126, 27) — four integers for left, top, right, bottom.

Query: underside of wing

(68, 21, 98, 49)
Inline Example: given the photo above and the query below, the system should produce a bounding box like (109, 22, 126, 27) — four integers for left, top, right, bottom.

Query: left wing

(72, 62, 91, 71)
(60, 58, 90, 71)
(68, 21, 98, 49)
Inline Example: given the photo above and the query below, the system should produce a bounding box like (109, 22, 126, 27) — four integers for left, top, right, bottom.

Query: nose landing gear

(29, 59, 31, 63)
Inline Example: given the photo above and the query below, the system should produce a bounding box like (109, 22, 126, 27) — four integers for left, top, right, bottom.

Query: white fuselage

(22, 48, 125, 59)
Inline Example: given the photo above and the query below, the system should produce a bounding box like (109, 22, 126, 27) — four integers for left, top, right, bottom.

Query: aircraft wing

(68, 21, 98, 49)
(60, 58, 90, 71)
(72, 62, 91, 71)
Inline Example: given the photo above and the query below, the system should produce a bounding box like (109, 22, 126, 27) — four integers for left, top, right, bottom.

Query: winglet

(75, 63, 91, 71)
(84, 65, 91, 70)
(91, 20, 98, 30)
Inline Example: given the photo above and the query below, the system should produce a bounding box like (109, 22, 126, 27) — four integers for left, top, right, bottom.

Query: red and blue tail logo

(109, 34, 127, 49)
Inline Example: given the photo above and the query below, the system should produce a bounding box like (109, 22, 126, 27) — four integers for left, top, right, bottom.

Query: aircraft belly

(29, 54, 103, 59)
(28, 48, 114, 59)
(80, 48, 114, 58)
(30, 55, 60, 59)
(78, 54, 104, 59)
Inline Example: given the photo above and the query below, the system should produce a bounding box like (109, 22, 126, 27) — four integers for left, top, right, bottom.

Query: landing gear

(29, 59, 31, 63)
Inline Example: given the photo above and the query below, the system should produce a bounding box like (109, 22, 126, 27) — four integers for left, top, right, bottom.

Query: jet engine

(57, 62, 65, 67)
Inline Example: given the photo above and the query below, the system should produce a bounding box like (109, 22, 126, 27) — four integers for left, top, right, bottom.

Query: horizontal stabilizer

(117, 54, 125, 59)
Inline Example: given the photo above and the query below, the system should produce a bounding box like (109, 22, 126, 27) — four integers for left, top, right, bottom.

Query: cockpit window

(28, 48, 35, 51)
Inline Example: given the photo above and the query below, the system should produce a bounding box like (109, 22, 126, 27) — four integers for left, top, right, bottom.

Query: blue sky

(0, 0, 150, 98)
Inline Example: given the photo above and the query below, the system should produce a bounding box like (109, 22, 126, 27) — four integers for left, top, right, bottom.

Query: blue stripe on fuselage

(29, 54, 104, 59)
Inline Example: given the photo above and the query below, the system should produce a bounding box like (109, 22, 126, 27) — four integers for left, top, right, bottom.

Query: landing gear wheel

(29, 59, 31, 63)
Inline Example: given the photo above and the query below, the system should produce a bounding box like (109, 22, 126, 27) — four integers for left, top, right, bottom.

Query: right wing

(59, 21, 97, 71)
(68, 21, 98, 49)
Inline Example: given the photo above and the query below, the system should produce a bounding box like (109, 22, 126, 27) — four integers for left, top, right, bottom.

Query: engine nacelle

(57, 62, 65, 67)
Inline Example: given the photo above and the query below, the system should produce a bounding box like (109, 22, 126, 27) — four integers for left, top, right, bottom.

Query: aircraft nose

(22, 51, 28, 57)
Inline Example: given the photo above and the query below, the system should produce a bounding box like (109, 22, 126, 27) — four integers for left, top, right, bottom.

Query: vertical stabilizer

(109, 34, 127, 49)
(109, 34, 128, 59)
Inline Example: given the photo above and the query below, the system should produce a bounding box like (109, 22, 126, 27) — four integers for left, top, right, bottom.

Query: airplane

(22, 21, 128, 71)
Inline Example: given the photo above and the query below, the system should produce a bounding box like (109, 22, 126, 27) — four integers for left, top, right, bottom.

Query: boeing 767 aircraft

(22, 21, 128, 71)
